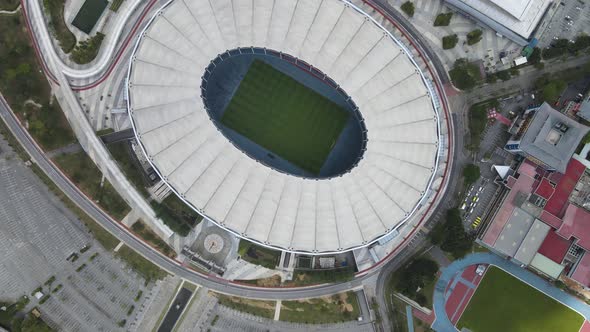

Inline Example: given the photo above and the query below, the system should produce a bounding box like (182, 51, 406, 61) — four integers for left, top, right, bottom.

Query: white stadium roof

(127, 0, 444, 253)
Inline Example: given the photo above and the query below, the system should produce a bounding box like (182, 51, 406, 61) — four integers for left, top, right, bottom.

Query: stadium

(127, 0, 449, 254)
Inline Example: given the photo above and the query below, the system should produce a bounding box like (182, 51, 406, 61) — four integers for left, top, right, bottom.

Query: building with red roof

(482, 158, 590, 288)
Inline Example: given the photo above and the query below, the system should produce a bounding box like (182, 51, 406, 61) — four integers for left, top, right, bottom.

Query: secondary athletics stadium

(127, 0, 450, 254)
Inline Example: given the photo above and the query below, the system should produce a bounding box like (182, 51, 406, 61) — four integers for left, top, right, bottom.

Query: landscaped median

(213, 291, 362, 324)
(457, 266, 584, 332)
(280, 292, 361, 324)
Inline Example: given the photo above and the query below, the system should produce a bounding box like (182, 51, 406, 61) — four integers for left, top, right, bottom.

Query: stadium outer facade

(126, 0, 451, 255)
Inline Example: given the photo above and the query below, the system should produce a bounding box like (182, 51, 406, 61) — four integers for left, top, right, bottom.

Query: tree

(496, 70, 511, 81)
(463, 164, 480, 186)
(395, 258, 439, 302)
(434, 12, 453, 26)
(400, 1, 415, 17)
(466, 29, 483, 45)
(442, 34, 458, 49)
(449, 58, 481, 90)
(528, 47, 541, 64)
(541, 79, 566, 103)
(430, 209, 474, 258)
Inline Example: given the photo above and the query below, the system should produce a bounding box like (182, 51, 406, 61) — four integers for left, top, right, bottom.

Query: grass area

(96, 128, 114, 136)
(131, 220, 175, 258)
(1, 298, 53, 331)
(389, 297, 410, 332)
(71, 32, 105, 64)
(388, 257, 438, 308)
(71, 0, 108, 34)
(280, 292, 360, 324)
(107, 141, 149, 197)
(42, 0, 76, 53)
(109, 0, 125, 12)
(53, 151, 131, 220)
(458, 267, 584, 332)
(151, 194, 202, 236)
(238, 240, 281, 269)
(115, 245, 167, 282)
(434, 12, 453, 26)
(221, 60, 349, 175)
(182, 280, 198, 292)
(468, 98, 497, 150)
(216, 294, 275, 319)
(20, 101, 77, 151)
(449, 58, 481, 90)
(0, 0, 19, 10)
(1, 14, 76, 152)
(287, 268, 355, 286)
(235, 275, 282, 287)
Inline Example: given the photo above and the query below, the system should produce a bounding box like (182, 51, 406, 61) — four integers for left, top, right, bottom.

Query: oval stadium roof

(127, 0, 443, 253)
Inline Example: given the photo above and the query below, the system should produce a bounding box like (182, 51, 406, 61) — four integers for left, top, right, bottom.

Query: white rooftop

(448, 0, 551, 40)
(127, 0, 444, 253)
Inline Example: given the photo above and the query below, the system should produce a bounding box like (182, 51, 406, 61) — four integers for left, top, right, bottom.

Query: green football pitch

(457, 266, 584, 332)
(221, 60, 350, 175)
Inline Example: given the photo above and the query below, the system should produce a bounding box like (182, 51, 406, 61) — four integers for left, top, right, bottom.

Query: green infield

(71, 0, 108, 34)
(457, 267, 584, 332)
(221, 60, 350, 175)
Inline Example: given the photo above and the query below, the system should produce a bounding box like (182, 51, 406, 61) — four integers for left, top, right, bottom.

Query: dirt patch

(255, 275, 281, 287)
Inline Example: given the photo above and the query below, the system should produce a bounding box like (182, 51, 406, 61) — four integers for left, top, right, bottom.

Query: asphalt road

(157, 287, 193, 332)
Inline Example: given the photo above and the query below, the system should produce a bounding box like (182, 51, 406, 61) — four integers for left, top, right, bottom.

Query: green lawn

(221, 60, 349, 175)
(115, 245, 167, 283)
(280, 292, 360, 324)
(43, 0, 76, 53)
(457, 267, 584, 332)
(238, 240, 281, 269)
(216, 294, 275, 319)
(71, 0, 108, 34)
(53, 151, 131, 220)
(107, 141, 149, 197)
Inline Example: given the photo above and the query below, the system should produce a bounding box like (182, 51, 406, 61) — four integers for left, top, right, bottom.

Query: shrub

(466, 29, 483, 45)
(442, 34, 458, 49)
(496, 70, 511, 81)
(434, 12, 453, 26)
(70, 33, 105, 64)
(401, 1, 415, 17)
(395, 258, 439, 301)
(435, 209, 474, 258)
(449, 58, 481, 90)
(463, 164, 480, 186)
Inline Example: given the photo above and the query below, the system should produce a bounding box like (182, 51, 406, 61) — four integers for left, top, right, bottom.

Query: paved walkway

(432, 253, 590, 331)
(406, 305, 415, 332)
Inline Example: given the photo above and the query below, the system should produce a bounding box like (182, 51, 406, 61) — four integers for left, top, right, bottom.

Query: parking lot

(0, 135, 152, 331)
(537, 0, 590, 47)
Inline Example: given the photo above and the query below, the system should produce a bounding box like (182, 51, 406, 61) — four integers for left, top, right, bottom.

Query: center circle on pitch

(201, 47, 367, 180)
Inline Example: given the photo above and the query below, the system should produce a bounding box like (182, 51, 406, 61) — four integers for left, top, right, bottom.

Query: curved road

(5, 0, 456, 309)
(0, 93, 371, 300)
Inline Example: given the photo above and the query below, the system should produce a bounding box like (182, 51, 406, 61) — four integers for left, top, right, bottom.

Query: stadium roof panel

(127, 0, 445, 253)
(444, 0, 551, 44)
